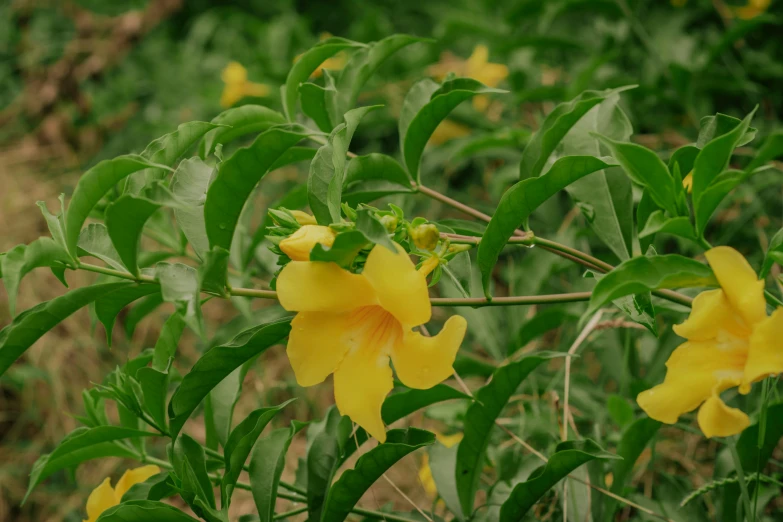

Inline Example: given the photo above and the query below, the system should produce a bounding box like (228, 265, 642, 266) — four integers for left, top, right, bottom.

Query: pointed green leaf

(321, 428, 435, 522)
(96, 501, 199, 522)
(36, 194, 68, 250)
(200, 105, 286, 158)
(477, 156, 613, 297)
(745, 130, 783, 173)
(170, 157, 214, 259)
(95, 284, 161, 345)
(310, 230, 369, 267)
(155, 263, 203, 337)
(168, 319, 291, 439)
(300, 77, 337, 132)
(78, 223, 127, 271)
(456, 353, 564, 514)
(172, 434, 215, 510)
(343, 153, 413, 204)
(639, 211, 698, 244)
(696, 113, 757, 149)
(0, 282, 131, 376)
(355, 209, 396, 252)
(1, 238, 71, 316)
(498, 440, 620, 522)
(205, 124, 310, 251)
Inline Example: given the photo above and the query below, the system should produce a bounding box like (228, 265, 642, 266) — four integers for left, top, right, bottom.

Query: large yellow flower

(429, 45, 508, 112)
(637, 247, 782, 438)
(220, 62, 270, 108)
(276, 242, 468, 442)
(82, 465, 160, 522)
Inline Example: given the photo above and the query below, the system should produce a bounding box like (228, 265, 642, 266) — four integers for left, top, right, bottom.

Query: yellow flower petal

(287, 311, 353, 386)
(220, 85, 244, 108)
(280, 225, 336, 261)
(277, 261, 377, 313)
(436, 432, 463, 448)
(637, 339, 746, 424)
(743, 307, 783, 387)
(243, 82, 271, 98)
(419, 453, 438, 498)
(735, 0, 771, 19)
(290, 210, 318, 226)
(114, 465, 161, 500)
(467, 45, 489, 71)
(333, 339, 394, 443)
(83, 478, 118, 522)
(392, 315, 467, 389)
(362, 244, 431, 327)
(221, 62, 248, 85)
(705, 247, 766, 327)
(697, 386, 750, 438)
(673, 289, 749, 341)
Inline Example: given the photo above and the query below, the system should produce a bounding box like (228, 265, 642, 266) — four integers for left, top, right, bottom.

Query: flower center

(343, 306, 402, 362)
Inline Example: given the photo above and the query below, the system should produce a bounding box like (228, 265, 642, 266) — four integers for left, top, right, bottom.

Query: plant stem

(729, 439, 754, 522)
(202, 445, 306, 496)
(351, 506, 423, 522)
(273, 506, 309, 520)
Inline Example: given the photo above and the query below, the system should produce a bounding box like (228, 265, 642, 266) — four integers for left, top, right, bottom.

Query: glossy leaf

(249, 421, 308, 522)
(355, 209, 396, 252)
(322, 429, 434, 522)
(64, 155, 160, 256)
(344, 153, 412, 194)
(200, 105, 286, 157)
(498, 440, 620, 522)
(25, 426, 155, 501)
(168, 319, 292, 439)
(696, 113, 757, 149)
(300, 78, 337, 132)
(170, 157, 213, 259)
(745, 130, 783, 173)
(96, 501, 199, 522)
(284, 37, 365, 120)
(401, 78, 506, 182)
(456, 353, 563, 514)
(519, 86, 633, 179)
(586, 254, 717, 317)
(477, 156, 612, 297)
(172, 434, 215, 510)
(639, 211, 698, 243)
(310, 230, 368, 267)
(155, 263, 203, 337)
(95, 284, 161, 345)
(205, 124, 310, 251)
(78, 223, 126, 271)
(1, 238, 71, 316)
(0, 282, 130, 376)
(307, 408, 353, 521)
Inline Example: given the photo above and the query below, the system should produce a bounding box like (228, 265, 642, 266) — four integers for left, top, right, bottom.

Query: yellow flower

(82, 466, 160, 522)
(419, 432, 463, 498)
(682, 171, 693, 193)
(290, 210, 318, 226)
(277, 244, 468, 442)
(428, 120, 472, 145)
(220, 62, 270, 108)
(637, 247, 783, 438)
(734, 0, 771, 19)
(429, 45, 508, 111)
(279, 225, 336, 261)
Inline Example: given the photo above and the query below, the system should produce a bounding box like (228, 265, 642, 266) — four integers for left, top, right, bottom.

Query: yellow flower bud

(380, 214, 399, 233)
(290, 210, 318, 226)
(411, 223, 440, 251)
(280, 225, 335, 261)
(418, 256, 440, 276)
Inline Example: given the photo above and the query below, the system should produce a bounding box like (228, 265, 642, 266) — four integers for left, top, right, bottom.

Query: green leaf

(36, 194, 69, 251)
(170, 157, 214, 259)
(269, 146, 319, 172)
(25, 425, 155, 501)
(696, 113, 757, 149)
(429, 443, 464, 520)
(205, 124, 310, 251)
(120, 473, 176, 503)
(155, 263, 203, 337)
(96, 501, 199, 522)
(745, 130, 783, 173)
(168, 319, 292, 439)
(221, 399, 295, 506)
(307, 409, 353, 521)
(310, 230, 369, 267)
(300, 76, 337, 132)
(519, 86, 634, 179)
(321, 428, 435, 522)
(477, 156, 613, 297)
(124, 293, 164, 339)
(456, 353, 563, 515)
(636, 190, 660, 254)
(95, 284, 161, 345)
(200, 105, 286, 158)
(344, 153, 413, 198)
(283, 37, 365, 120)
(208, 362, 249, 448)
(1, 238, 71, 316)
(586, 254, 717, 317)
(332, 34, 429, 119)
(604, 418, 660, 519)
(401, 78, 506, 182)
(355, 209, 396, 252)
(668, 144, 700, 176)
(498, 440, 620, 522)
(639, 211, 698, 244)
(596, 136, 679, 216)
(761, 227, 783, 278)
(308, 106, 380, 225)
(249, 421, 308, 522)
(199, 247, 230, 297)
(78, 223, 126, 271)
(695, 169, 745, 241)
(693, 109, 756, 236)
(0, 282, 130, 376)
(64, 155, 160, 256)
(172, 434, 215, 510)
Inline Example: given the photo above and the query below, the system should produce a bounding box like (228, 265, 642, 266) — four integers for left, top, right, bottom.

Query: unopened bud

(279, 225, 335, 261)
(448, 244, 474, 254)
(380, 214, 398, 233)
(289, 210, 318, 226)
(411, 223, 440, 251)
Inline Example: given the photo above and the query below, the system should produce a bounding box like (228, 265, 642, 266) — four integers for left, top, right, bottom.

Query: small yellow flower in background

(429, 44, 509, 111)
(220, 62, 270, 108)
(734, 0, 771, 19)
(428, 119, 472, 145)
(419, 432, 463, 498)
(82, 465, 160, 522)
(294, 32, 347, 79)
(682, 171, 693, 193)
(277, 243, 468, 442)
(280, 224, 336, 260)
(637, 247, 783, 438)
